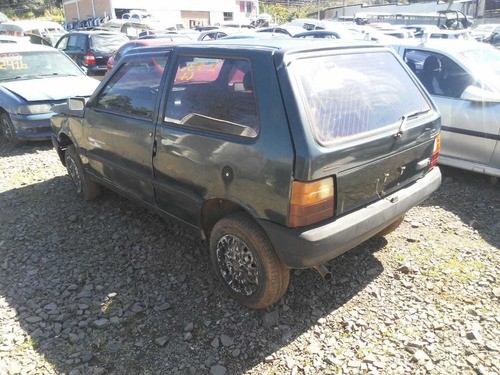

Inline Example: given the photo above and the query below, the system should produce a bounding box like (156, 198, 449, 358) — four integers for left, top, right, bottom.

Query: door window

(55, 35, 68, 50)
(66, 34, 86, 52)
(95, 54, 168, 119)
(404, 49, 473, 98)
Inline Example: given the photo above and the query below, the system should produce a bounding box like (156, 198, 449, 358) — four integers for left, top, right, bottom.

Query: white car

(392, 39, 500, 177)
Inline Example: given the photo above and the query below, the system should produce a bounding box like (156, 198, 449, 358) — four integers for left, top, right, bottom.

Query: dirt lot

(0, 141, 499, 375)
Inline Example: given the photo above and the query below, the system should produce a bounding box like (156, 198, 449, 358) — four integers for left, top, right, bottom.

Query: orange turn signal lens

(430, 134, 440, 169)
(289, 177, 334, 228)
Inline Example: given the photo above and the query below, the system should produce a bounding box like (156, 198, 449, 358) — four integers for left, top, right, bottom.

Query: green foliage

(259, 0, 369, 22)
(44, 8, 65, 24)
(260, 3, 312, 23)
(0, 0, 63, 20)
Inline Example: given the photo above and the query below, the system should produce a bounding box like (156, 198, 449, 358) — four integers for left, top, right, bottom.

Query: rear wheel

(210, 212, 289, 309)
(65, 145, 101, 201)
(1, 113, 25, 147)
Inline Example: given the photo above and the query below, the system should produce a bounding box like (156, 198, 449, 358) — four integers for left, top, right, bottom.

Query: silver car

(392, 39, 500, 177)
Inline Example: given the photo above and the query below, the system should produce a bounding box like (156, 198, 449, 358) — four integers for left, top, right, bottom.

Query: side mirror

(68, 97, 86, 111)
(460, 85, 500, 103)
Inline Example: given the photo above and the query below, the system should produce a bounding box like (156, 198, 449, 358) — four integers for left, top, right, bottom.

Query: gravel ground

(0, 141, 499, 375)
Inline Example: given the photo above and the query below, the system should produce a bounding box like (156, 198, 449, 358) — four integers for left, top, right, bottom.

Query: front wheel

(1, 113, 25, 147)
(210, 212, 289, 309)
(65, 145, 101, 201)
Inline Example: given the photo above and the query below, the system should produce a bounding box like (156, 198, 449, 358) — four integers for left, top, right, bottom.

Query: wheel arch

(54, 131, 74, 167)
(201, 198, 255, 242)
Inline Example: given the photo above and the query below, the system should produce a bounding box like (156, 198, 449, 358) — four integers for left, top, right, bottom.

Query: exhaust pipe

(313, 263, 332, 281)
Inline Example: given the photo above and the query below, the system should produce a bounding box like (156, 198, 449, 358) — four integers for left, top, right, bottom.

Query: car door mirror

(68, 97, 86, 111)
(460, 85, 500, 103)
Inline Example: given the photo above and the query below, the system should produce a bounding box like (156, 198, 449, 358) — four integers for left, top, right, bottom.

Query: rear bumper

(258, 167, 442, 269)
(86, 65, 107, 76)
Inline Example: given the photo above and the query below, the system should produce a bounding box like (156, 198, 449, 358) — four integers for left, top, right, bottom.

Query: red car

(106, 35, 191, 73)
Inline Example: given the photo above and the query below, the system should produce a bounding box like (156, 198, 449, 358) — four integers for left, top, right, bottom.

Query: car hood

(1, 76, 100, 101)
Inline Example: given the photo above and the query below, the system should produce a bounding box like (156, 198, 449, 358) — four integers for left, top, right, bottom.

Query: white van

(0, 20, 67, 46)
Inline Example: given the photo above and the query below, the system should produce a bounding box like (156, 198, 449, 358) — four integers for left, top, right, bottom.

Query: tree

(0, 0, 63, 19)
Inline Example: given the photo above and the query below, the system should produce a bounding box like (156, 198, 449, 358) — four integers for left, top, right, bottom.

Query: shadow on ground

(0, 168, 386, 374)
(1, 154, 497, 374)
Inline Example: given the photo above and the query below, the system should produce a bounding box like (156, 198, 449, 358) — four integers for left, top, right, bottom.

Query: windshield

(0, 50, 83, 81)
(457, 46, 500, 92)
(291, 51, 431, 145)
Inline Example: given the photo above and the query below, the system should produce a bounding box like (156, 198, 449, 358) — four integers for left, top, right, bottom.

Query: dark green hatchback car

(51, 39, 442, 309)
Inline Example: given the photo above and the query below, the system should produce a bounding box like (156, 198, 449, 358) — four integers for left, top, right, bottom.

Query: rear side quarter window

(163, 55, 260, 138)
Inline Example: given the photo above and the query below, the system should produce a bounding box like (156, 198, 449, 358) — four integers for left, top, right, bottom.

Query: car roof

(391, 38, 487, 54)
(293, 30, 342, 37)
(255, 25, 306, 36)
(220, 32, 291, 40)
(130, 38, 384, 56)
(121, 37, 183, 48)
(64, 30, 127, 36)
(0, 43, 58, 53)
(0, 20, 64, 30)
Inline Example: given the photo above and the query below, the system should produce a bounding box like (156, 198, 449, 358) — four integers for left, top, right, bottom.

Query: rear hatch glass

(289, 50, 438, 215)
(294, 51, 431, 145)
(91, 33, 129, 64)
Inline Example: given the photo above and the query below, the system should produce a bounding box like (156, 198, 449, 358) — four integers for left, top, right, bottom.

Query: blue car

(0, 44, 99, 146)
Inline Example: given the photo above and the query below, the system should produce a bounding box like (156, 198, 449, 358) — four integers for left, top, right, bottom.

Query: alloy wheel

(66, 155, 83, 194)
(215, 234, 260, 296)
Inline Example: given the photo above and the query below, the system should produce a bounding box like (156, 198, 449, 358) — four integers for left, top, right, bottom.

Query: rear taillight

(83, 52, 96, 66)
(430, 134, 440, 169)
(289, 177, 334, 228)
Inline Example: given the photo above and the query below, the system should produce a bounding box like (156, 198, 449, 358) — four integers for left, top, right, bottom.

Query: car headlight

(17, 104, 53, 115)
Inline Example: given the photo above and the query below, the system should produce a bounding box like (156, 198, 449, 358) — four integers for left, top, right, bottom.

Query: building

(62, 0, 259, 28)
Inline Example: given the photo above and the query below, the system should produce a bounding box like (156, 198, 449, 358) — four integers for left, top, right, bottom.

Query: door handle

(152, 139, 157, 157)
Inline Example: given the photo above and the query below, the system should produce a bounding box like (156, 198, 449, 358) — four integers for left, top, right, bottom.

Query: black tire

(210, 212, 290, 309)
(375, 215, 405, 237)
(1, 113, 25, 147)
(65, 145, 101, 201)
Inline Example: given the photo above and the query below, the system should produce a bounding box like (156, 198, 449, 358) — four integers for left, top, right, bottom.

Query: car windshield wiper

(35, 73, 61, 77)
(393, 109, 430, 139)
(0, 75, 27, 81)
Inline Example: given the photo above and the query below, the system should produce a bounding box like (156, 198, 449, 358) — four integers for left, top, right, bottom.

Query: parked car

(470, 23, 499, 42)
(484, 25, 500, 48)
(0, 35, 31, 44)
(51, 40, 441, 308)
(0, 44, 99, 146)
(0, 20, 67, 46)
(220, 32, 290, 40)
(402, 25, 442, 38)
(99, 19, 155, 39)
(369, 24, 415, 39)
(55, 30, 130, 76)
(392, 39, 500, 177)
(255, 25, 305, 37)
(197, 28, 239, 41)
(348, 25, 399, 43)
(292, 30, 343, 39)
(106, 35, 191, 73)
